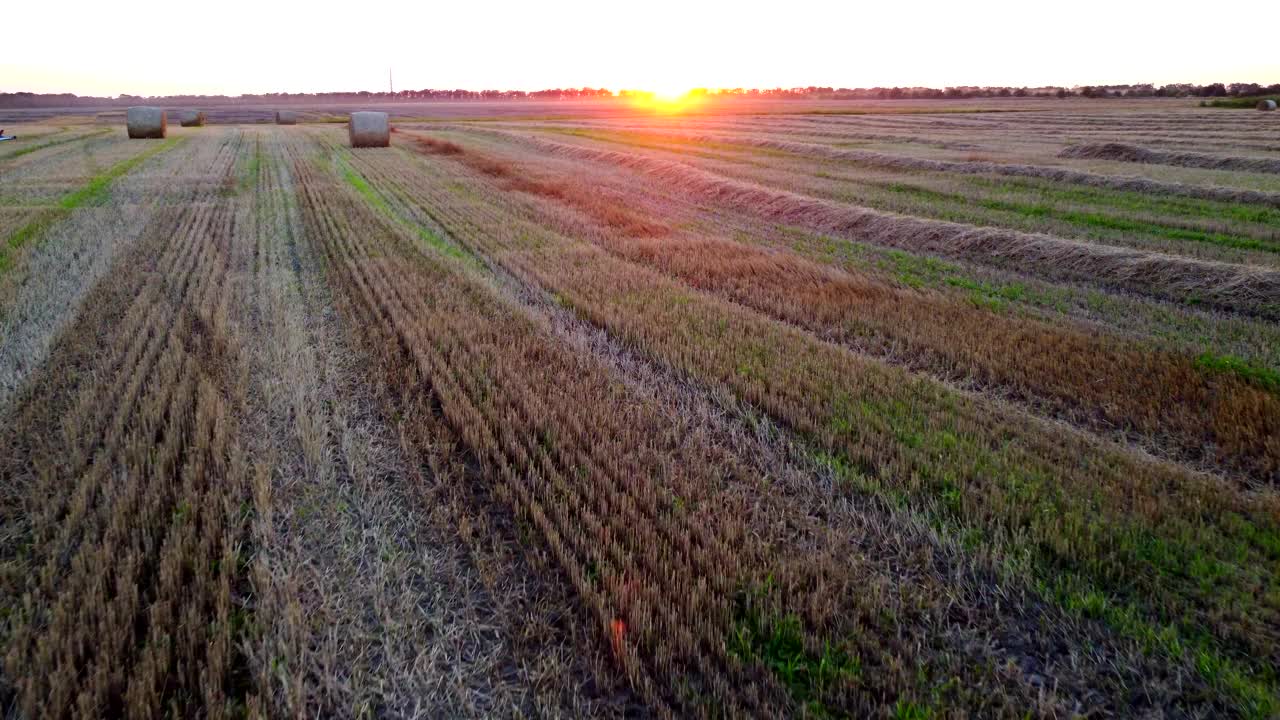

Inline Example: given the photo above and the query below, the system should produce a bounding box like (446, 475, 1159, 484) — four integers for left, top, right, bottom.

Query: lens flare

(628, 86, 706, 113)
(651, 84, 688, 102)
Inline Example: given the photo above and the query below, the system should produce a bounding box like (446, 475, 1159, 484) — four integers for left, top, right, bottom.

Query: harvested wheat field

(1, 98, 1279, 719)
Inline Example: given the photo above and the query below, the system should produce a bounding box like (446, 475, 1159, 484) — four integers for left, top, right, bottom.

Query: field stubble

(323, 124, 1280, 713)
(295, 129, 1228, 716)
(2, 102, 1279, 718)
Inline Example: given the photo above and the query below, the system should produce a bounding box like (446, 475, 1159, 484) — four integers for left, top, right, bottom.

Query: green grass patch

(763, 224, 1280, 371)
(1, 211, 59, 273)
(60, 139, 179, 209)
(1053, 209, 1277, 253)
(812, 385, 1280, 715)
(788, 229, 1059, 311)
(1195, 352, 1280, 393)
(1, 128, 111, 161)
(1201, 96, 1280, 109)
(1043, 573, 1279, 719)
(876, 181, 1279, 254)
(818, 410, 1280, 716)
(240, 138, 262, 193)
(965, 176, 1280, 229)
(729, 580, 861, 714)
(334, 151, 480, 266)
(0, 136, 181, 275)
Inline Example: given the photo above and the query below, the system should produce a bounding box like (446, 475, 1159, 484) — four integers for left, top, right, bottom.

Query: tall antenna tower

(389, 67, 394, 96)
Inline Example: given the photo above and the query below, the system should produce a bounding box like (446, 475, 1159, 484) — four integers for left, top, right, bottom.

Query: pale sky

(5, 0, 1278, 97)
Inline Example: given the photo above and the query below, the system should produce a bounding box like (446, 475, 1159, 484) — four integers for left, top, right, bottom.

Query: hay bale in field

(349, 111, 390, 147)
(1058, 142, 1152, 162)
(1259, 99, 1278, 111)
(275, 110, 298, 125)
(126, 106, 166, 139)
(177, 110, 206, 127)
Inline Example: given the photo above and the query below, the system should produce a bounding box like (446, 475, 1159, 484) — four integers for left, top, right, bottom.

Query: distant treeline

(3, 82, 1278, 108)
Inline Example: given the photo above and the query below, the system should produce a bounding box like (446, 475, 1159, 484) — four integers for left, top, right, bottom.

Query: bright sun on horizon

(650, 85, 690, 102)
(629, 86, 705, 112)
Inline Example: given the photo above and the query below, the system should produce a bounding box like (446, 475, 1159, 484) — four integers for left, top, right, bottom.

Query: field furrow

(477, 123, 1280, 269)
(243, 130, 634, 717)
(0, 131, 230, 407)
(0, 138, 254, 717)
(315, 127, 1279, 714)
(395, 129, 1280, 483)
(4, 99, 1278, 718)
(289, 133, 1170, 716)
(472, 129, 1280, 318)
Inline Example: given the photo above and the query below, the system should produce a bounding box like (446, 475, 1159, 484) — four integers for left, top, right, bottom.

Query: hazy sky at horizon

(6, 0, 1278, 96)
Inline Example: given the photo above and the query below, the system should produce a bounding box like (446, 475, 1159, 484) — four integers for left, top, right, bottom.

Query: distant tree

(1229, 83, 1261, 96)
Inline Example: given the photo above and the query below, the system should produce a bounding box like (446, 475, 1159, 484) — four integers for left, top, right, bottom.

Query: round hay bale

(349, 111, 391, 148)
(1258, 99, 1278, 111)
(275, 110, 298, 125)
(177, 110, 206, 127)
(126, 106, 167, 139)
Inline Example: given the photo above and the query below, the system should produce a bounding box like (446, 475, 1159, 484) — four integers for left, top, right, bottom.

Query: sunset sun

(629, 84, 705, 112)
(650, 84, 689, 102)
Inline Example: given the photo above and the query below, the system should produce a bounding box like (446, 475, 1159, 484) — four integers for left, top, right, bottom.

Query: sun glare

(629, 86, 705, 113)
(651, 85, 689, 102)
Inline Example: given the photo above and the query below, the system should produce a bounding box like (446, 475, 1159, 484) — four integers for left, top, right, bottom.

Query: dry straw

(126, 107, 166, 139)
(1061, 142, 1280, 174)
(466, 125, 1280, 209)
(513, 132, 1280, 317)
(275, 110, 298, 125)
(349, 111, 391, 147)
(177, 110, 207, 127)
